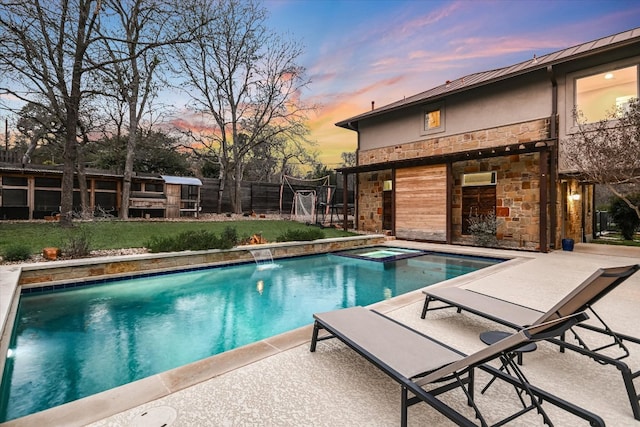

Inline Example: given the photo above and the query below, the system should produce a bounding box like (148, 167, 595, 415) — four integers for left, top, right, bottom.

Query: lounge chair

(310, 306, 604, 426)
(421, 264, 640, 420)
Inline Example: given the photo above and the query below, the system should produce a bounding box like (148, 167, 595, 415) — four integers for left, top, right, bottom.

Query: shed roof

(161, 175, 202, 186)
(336, 27, 640, 129)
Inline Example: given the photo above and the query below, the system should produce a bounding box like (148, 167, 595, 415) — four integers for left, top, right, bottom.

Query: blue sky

(261, 0, 640, 166)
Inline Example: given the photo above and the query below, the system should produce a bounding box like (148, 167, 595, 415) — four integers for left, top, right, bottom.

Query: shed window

(35, 177, 61, 188)
(145, 183, 164, 193)
(2, 189, 27, 206)
(2, 176, 27, 186)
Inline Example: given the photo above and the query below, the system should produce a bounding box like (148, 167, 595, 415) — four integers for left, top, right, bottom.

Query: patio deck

(2, 242, 640, 426)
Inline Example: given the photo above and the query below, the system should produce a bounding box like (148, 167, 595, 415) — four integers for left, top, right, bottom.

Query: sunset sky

(261, 0, 640, 167)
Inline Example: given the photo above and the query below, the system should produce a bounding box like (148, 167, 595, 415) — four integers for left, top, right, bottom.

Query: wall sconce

(570, 192, 581, 201)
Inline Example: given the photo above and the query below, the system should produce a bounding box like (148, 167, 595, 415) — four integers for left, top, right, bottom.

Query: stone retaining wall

(18, 235, 387, 288)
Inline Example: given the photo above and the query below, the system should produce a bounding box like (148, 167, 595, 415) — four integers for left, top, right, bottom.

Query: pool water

(0, 250, 501, 421)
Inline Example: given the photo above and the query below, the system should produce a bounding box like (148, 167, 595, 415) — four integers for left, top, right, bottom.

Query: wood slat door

(395, 165, 447, 241)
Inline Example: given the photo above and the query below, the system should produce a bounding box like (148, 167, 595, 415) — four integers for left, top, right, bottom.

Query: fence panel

(199, 178, 353, 216)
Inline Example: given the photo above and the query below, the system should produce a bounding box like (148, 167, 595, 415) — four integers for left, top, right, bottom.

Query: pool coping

(0, 238, 524, 426)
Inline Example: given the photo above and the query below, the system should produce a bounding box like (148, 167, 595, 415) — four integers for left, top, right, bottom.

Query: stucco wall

(358, 73, 551, 152)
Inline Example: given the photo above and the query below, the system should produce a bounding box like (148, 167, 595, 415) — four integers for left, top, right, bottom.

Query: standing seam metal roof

(336, 27, 640, 128)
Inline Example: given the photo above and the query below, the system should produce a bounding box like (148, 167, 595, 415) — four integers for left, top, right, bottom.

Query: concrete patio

(2, 242, 640, 426)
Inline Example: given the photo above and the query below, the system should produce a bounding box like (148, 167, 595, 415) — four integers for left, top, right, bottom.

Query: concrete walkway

(3, 242, 640, 426)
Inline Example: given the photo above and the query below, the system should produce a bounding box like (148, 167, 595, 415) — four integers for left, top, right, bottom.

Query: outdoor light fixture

(605, 72, 614, 79)
(571, 192, 581, 201)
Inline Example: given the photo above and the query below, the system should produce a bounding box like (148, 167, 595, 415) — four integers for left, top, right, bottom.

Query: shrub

(146, 227, 240, 253)
(277, 227, 325, 242)
(467, 211, 498, 247)
(219, 226, 239, 249)
(2, 244, 32, 261)
(610, 195, 640, 240)
(63, 226, 92, 258)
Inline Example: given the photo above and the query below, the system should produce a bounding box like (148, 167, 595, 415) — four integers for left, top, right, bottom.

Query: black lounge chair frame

(421, 264, 640, 420)
(311, 307, 604, 427)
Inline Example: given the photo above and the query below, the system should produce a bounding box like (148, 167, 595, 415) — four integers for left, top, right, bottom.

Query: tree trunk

(120, 133, 136, 220)
(76, 144, 91, 218)
(60, 130, 77, 226)
(234, 166, 243, 214)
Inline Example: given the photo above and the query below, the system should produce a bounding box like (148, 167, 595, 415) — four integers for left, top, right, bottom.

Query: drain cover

(130, 406, 177, 427)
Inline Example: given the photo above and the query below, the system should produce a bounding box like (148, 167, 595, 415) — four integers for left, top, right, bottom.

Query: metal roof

(161, 175, 202, 186)
(336, 27, 640, 128)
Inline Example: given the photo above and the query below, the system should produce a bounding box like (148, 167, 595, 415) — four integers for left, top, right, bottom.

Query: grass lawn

(0, 220, 356, 255)
(592, 236, 640, 247)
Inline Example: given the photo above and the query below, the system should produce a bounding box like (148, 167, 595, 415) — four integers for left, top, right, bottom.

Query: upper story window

(422, 102, 445, 135)
(575, 65, 638, 124)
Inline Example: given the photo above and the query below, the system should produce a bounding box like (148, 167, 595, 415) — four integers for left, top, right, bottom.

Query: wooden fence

(200, 178, 354, 215)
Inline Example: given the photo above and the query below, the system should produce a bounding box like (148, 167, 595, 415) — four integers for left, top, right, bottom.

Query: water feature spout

(249, 249, 281, 270)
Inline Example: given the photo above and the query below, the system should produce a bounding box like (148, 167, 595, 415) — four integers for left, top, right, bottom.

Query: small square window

(426, 109, 441, 129)
(422, 103, 445, 135)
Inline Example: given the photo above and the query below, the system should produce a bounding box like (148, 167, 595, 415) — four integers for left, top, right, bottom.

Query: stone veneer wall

(358, 119, 549, 166)
(357, 170, 392, 233)
(18, 236, 386, 287)
(452, 153, 541, 250)
(356, 119, 550, 245)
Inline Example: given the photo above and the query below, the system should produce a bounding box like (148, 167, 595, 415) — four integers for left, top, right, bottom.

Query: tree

(15, 102, 64, 165)
(0, 0, 102, 225)
(340, 151, 357, 168)
(174, 0, 313, 214)
(243, 129, 316, 183)
(95, 0, 191, 219)
(563, 99, 640, 220)
(88, 129, 191, 175)
(610, 195, 640, 240)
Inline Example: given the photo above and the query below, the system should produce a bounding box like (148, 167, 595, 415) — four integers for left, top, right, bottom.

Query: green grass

(0, 220, 356, 255)
(592, 237, 640, 247)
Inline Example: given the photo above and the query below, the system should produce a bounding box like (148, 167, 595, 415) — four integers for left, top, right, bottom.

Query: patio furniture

(479, 330, 537, 365)
(421, 263, 640, 420)
(310, 306, 604, 427)
(478, 330, 537, 396)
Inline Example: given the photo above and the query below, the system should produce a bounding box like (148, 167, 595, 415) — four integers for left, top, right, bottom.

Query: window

(181, 184, 199, 200)
(422, 103, 445, 134)
(35, 177, 61, 188)
(575, 65, 638, 123)
(2, 176, 27, 186)
(95, 180, 117, 190)
(426, 109, 440, 129)
(2, 189, 27, 206)
(145, 183, 164, 193)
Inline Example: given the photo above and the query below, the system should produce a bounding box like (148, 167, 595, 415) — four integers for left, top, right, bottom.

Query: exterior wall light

(571, 192, 581, 201)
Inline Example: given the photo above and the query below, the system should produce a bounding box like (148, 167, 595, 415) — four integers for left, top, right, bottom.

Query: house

(0, 163, 202, 220)
(335, 28, 640, 252)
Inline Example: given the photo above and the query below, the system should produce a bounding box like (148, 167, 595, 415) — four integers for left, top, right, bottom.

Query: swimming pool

(0, 250, 502, 421)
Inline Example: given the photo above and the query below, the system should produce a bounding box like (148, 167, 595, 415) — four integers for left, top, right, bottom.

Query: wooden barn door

(395, 165, 447, 241)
